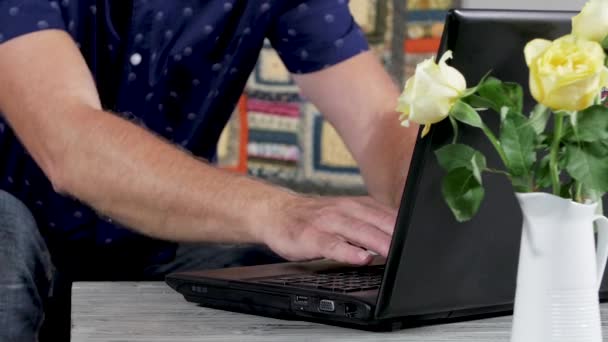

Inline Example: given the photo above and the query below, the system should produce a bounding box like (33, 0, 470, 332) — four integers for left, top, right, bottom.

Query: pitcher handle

(593, 215, 608, 290)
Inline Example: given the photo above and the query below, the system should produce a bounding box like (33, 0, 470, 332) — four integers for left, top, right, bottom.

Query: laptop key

(359, 286, 381, 291)
(259, 279, 289, 285)
(286, 282, 321, 289)
(254, 265, 384, 292)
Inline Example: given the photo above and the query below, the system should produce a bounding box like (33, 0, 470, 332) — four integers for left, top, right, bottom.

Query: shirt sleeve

(0, 0, 66, 45)
(267, 0, 369, 74)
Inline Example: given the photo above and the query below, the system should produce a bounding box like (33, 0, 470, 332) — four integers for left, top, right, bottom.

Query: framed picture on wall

(403, 0, 461, 79)
(349, 0, 388, 44)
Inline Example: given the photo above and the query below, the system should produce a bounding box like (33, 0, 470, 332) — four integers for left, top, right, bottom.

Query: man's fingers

(271, 195, 398, 265)
(315, 231, 373, 265)
(356, 196, 397, 216)
(344, 198, 397, 235)
(323, 215, 391, 257)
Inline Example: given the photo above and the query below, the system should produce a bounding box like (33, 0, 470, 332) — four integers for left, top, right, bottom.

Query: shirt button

(130, 53, 142, 66)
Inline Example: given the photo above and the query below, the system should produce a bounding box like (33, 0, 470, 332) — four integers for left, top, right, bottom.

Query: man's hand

(262, 195, 397, 265)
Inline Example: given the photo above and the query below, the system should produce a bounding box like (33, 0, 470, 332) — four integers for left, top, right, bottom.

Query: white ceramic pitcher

(511, 192, 608, 342)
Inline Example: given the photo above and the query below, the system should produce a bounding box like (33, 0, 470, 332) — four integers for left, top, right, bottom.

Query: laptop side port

(319, 299, 336, 312)
(344, 303, 358, 318)
(294, 295, 309, 306)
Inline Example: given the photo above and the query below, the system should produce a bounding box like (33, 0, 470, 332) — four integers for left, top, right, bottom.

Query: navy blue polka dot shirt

(0, 0, 368, 267)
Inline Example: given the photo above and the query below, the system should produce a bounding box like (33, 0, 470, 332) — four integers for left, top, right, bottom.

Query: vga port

(319, 299, 335, 312)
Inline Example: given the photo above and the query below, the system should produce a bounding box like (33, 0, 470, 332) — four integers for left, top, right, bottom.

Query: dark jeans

(0, 190, 282, 341)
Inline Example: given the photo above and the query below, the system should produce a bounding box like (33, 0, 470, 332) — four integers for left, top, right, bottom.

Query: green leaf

(500, 106, 510, 123)
(462, 87, 477, 99)
(580, 182, 604, 203)
(450, 100, 483, 128)
(476, 77, 524, 113)
(599, 139, 608, 152)
(442, 167, 485, 222)
(499, 111, 536, 188)
(528, 104, 551, 135)
(560, 179, 575, 199)
(565, 143, 608, 193)
(435, 144, 487, 182)
(558, 146, 569, 169)
(463, 94, 496, 110)
(511, 177, 532, 193)
(564, 105, 608, 142)
(461, 70, 493, 98)
(602, 34, 608, 51)
(536, 134, 550, 149)
(535, 155, 552, 189)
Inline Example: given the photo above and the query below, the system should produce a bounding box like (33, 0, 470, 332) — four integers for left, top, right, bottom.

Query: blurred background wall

(216, 0, 589, 196)
(462, 0, 586, 10)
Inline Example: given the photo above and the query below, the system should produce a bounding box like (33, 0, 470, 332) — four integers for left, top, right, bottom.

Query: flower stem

(480, 124, 509, 168)
(550, 113, 564, 195)
(449, 116, 459, 144)
(575, 181, 583, 203)
(486, 168, 511, 178)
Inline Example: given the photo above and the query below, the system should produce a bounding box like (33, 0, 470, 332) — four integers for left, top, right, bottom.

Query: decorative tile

(244, 98, 302, 177)
(299, 103, 365, 190)
(350, 0, 387, 44)
(253, 41, 295, 86)
(247, 40, 300, 94)
(217, 96, 248, 173)
(318, 121, 358, 169)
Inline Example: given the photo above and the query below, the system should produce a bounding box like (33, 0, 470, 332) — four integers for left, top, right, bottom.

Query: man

(0, 1, 417, 340)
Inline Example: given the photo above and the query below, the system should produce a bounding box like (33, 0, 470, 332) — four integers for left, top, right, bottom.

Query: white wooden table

(71, 282, 608, 341)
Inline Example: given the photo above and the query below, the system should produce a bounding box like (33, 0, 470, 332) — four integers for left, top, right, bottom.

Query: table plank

(71, 282, 607, 341)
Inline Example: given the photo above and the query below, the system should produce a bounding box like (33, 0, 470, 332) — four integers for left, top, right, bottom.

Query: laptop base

(167, 272, 517, 332)
(176, 292, 515, 332)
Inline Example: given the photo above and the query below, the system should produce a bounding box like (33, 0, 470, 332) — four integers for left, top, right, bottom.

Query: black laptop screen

(376, 9, 578, 319)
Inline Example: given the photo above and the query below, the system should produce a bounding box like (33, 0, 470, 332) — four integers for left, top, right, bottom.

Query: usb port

(295, 295, 309, 305)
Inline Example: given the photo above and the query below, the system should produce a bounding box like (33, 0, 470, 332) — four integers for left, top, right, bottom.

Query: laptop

(167, 9, 608, 331)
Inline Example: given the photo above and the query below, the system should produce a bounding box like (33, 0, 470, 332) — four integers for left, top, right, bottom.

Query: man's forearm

(0, 31, 288, 243)
(54, 105, 293, 243)
(294, 52, 418, 207)
(355, 108, 418, 207)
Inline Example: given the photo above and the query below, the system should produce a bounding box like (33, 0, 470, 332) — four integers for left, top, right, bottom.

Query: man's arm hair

(0, 30, 291, 243)
(293, 51, 419, 207)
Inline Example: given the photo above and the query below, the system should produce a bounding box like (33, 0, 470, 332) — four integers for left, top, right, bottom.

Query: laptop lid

(374, 9, 592, 320)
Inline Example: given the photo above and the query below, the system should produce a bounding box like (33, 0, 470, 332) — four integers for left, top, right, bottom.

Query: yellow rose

(572, 0, 608, 43)
(397, 51, 466, 137)
(524, 35, 608, 111)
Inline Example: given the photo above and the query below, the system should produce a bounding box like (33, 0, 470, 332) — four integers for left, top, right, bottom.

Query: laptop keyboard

(256, 265, 384, 293)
